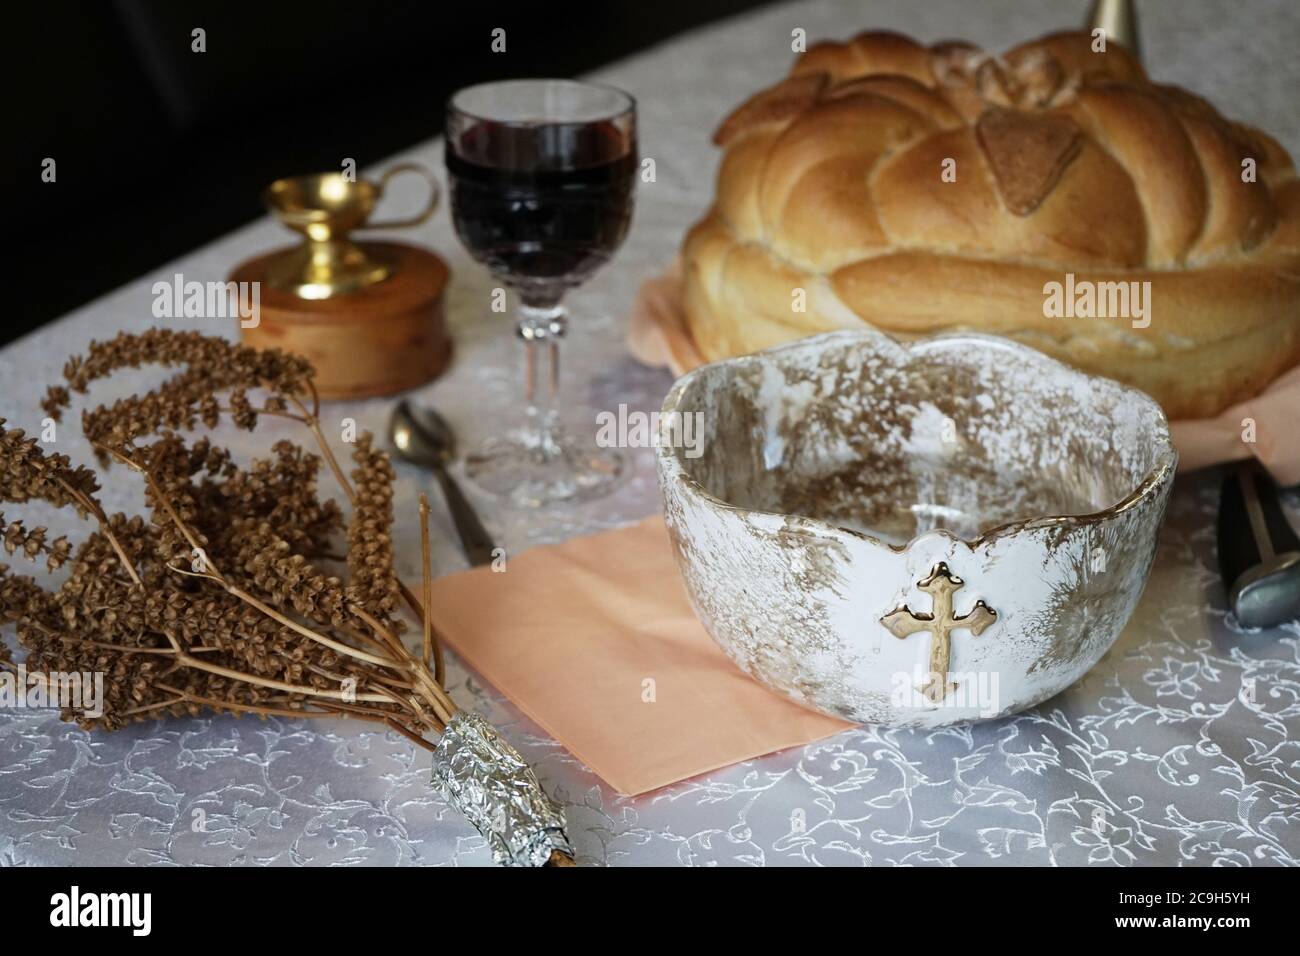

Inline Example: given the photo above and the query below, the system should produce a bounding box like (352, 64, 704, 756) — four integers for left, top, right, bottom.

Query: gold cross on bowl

(881, 562, 997, 704)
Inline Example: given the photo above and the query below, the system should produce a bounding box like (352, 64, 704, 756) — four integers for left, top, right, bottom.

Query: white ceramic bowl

(657, 330, 1176, 727)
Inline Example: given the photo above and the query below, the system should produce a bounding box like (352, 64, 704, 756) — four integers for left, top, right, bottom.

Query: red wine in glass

(444, 80, 638, 506)
(447, 119, 636, 304)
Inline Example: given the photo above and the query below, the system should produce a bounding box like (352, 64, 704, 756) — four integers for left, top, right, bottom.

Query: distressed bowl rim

(657, 329, 1178, 553)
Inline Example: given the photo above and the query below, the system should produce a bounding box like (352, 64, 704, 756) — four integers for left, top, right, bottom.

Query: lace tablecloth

(3, 0, 1298, 866)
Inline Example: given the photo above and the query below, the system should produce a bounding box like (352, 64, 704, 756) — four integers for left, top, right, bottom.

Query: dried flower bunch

(0, 328, 456, 746)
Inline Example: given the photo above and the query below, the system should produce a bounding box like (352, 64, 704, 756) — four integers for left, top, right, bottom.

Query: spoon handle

(433, 466, 498, 566)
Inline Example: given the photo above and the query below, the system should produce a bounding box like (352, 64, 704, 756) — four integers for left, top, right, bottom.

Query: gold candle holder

(262, 163, 439, 300)
(232, 162, 451, 400)
(1085, 0, 1141, 62)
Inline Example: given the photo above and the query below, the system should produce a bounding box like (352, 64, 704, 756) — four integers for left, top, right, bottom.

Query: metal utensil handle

(434, 466, 498, 566)
(1218, 461, 1300, 627)
(367, 162, 440, 229)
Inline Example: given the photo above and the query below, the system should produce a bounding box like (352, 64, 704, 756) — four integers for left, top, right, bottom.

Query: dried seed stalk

(1, 329, 453, 743)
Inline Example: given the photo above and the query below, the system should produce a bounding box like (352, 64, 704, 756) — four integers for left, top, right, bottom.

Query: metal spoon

(388, 400, 497, 566)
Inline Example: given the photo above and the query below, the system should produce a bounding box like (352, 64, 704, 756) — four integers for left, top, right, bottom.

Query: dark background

(9, 0, 772, 347)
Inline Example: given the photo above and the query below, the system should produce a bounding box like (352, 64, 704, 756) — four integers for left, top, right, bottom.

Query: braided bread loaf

(682, 30, 1300, 418)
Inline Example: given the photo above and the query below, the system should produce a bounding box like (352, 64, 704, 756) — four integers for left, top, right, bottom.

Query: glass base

(465, 425, 624, 508)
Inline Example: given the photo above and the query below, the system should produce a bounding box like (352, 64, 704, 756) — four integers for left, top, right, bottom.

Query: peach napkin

(424, 515, 850, 795)
(628, 260, 1300, 485)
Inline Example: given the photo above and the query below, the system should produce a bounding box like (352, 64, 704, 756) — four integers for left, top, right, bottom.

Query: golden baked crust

(682, 30, 1300, 419)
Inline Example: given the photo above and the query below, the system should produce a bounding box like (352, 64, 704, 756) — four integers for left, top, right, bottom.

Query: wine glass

(445, 79, 637, 507)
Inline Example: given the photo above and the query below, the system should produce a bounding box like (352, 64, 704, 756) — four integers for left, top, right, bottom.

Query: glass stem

(518, 303, 567, 458)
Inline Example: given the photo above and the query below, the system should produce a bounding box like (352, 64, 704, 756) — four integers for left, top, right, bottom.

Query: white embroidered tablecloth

(3, 0, 1298, 866)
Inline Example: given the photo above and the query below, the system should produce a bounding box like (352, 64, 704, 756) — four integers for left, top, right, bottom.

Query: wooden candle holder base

(231, 242, 451, 401)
